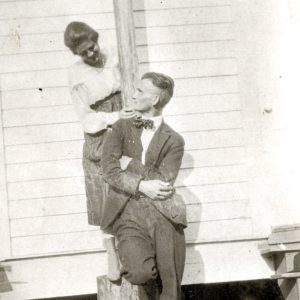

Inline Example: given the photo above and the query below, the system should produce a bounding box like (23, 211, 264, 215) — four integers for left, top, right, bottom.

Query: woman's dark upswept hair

(142, 72, 175, 109)
(64, 21, 99, 54)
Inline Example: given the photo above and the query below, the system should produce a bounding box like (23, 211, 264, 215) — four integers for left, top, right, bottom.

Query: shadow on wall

(177, 152, 204, 283)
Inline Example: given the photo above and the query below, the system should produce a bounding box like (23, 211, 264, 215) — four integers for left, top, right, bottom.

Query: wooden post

(97, 276, 138, 300)
(113, 0, 139, 107)
(97, 1, 139, 299)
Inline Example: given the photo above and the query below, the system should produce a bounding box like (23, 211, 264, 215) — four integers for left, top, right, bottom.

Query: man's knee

(117, 235, 157, 284)
(121, 258, 157, 285)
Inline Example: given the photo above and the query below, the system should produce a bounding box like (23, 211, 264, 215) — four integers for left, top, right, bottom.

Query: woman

(64, 21, 135, 281)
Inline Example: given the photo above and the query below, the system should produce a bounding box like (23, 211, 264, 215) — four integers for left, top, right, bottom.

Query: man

(101, 72, 187, 299)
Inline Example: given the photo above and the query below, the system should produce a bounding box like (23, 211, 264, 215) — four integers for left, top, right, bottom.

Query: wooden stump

(97, 276, 139, 300)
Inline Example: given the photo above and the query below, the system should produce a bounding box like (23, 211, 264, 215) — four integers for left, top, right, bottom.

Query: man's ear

(152, 95, 160, 107)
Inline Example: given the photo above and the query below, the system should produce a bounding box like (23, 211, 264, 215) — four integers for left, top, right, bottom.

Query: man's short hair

(64, 21, 99, 54)
(142, 72, 174, 109)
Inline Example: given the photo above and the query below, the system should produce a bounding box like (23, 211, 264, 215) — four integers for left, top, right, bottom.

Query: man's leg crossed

(112, 200, 158, 286)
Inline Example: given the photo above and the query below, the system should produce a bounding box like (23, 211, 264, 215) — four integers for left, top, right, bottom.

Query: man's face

(77, 40, 101, 67)
(132, 79, 161, 113)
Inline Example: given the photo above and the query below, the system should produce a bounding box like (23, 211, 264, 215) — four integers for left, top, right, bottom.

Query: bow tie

(133, 116, 154, 129)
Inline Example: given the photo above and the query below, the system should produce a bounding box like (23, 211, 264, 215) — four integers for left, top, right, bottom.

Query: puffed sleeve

(71, 83, 119, 134)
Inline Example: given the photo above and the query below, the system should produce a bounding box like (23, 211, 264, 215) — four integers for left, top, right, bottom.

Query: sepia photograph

(0, 0, 300, 299)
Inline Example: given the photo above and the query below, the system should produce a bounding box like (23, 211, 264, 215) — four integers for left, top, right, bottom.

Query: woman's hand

(119, 109, 139, 119)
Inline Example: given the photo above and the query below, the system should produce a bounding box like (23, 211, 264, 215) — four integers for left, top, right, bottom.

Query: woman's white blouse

(68, 47, 121, 134)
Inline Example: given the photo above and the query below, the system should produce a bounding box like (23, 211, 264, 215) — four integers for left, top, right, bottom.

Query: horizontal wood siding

(0, 0, 117, 258)
(10, 217, 253, 257)
(8, 182, 248, 218)
(0, 0, 113, 19)
(1, 0, 252, 259)
(1, 241, 272, 299)
(135, 0, 252, 254)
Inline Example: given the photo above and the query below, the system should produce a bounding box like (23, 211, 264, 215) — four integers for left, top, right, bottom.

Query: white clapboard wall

(0, 0, 118, 259)
(0, 0, 253, 260)
(0, 0, 283, 298)
(134, 0, 253, 245)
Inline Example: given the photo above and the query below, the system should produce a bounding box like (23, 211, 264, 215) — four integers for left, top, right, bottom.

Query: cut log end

(97, 276, 139, 300)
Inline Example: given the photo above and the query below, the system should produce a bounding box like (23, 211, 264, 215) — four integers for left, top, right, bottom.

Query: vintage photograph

(0, 0, 300, 299)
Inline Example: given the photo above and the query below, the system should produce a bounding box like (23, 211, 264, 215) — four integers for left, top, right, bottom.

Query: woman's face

(77, 40, 102, 67)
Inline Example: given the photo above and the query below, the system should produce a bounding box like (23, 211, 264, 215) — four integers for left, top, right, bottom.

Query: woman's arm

(71, 83, 119, 134)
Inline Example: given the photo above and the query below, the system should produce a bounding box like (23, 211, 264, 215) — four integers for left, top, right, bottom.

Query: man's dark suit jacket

(100, 117, 187, 231)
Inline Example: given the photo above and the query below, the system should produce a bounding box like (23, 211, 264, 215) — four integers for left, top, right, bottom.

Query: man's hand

(119, 156, 132, 170)
(138, 180, 174, 200)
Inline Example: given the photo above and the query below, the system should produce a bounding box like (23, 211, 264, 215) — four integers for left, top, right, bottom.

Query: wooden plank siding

(0, 241, 271, 300)
(1, 1, 290, 297)
(0, 0, 117, 259)
(134, 0, 253, 253)
(0, 0, 251, 260)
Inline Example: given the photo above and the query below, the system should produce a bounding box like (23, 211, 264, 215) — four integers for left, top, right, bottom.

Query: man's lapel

(129, 119, 143, 158)
(145, 121, 171, 166)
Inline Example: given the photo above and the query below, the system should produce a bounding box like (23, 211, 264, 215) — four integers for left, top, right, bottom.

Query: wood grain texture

(113, 0, 139, 106)
(97, 276, 138, 300)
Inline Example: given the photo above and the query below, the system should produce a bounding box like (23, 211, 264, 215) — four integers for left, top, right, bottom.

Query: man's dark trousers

(113, 197, 185, 300)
